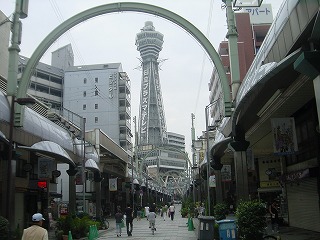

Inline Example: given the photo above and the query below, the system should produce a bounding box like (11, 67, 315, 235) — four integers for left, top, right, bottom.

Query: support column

(94, 173, 103, 220)
(313, 76, 320, 128)
(215, 170, 223, 204)
(212, 156, 223, 204)
(66, 166, 78, 214)
(229, 128, 250, 202)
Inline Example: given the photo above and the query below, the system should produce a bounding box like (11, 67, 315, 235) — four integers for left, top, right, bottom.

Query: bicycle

(101, 217, 110, 230)
(150, 222, 156, 235)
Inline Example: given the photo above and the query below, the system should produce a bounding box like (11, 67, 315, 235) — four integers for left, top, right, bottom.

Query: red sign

(37, 181, 47, 188)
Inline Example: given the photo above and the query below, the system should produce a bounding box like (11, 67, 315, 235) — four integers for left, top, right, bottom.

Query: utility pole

(4, 0, 29, 230)
(191, 113, 196, 204)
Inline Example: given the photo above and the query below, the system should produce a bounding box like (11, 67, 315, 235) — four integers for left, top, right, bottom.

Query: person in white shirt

(168, 203, 175, 220)
(22, 213, 48, 240)
(145, 205, 150, 219)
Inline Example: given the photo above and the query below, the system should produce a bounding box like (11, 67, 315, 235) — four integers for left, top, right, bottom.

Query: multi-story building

(209, 5, 272, 124)
(167, 131, 185, 152)
(63, 63, 132, 151)
(206, 4, 272, 205)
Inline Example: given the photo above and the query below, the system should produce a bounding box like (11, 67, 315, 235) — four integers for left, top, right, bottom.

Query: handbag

(120, 219, 125, 228)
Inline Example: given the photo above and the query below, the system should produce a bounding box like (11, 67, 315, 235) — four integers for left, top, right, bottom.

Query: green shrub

(214, 203, 228, 221)
(236, 200, 267, 240)
(0, 216, 9, 240)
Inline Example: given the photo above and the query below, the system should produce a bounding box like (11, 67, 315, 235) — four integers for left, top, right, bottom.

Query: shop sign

(221, 165, 232, 182)
(280, 169, 309, 183)
(209, 175, 216, 188)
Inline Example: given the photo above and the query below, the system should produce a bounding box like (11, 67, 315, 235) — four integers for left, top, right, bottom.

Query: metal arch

(139, 145, 190, 180)
(17, 2, 232, 117)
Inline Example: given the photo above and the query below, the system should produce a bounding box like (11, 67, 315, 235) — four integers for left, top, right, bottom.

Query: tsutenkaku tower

(136, 21, 168, 146)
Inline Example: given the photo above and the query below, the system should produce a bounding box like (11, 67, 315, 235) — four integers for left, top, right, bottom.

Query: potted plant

(0, 216, 9, 240)
(236, 200, 267, 240)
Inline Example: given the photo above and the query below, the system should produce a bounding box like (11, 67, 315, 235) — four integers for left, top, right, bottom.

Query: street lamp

(205, 99, 220, 216)
(6, 96, 35, 227)
(132, 178, 139, 209)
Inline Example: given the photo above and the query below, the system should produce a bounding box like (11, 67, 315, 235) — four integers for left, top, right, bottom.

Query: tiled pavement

(99, 204, 198, 240)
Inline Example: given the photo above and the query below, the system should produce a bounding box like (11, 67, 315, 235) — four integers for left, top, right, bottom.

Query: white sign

(241, 4, 273, 24)
(38, 158, 53, 179)
(221, 165, 232, 182)
(109, 178, 117, 191)
(209, 175, 216, 188)
(271, 118, 298, 155)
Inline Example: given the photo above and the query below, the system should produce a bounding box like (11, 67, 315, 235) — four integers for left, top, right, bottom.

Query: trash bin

(198, 216, 215, 240)
(216, 219, 237, 240)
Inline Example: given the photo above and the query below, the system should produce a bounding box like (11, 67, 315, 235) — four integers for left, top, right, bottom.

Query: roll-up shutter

(286, 177, 320, 232)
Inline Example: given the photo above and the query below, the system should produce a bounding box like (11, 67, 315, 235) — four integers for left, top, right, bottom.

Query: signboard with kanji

(241, 4, 273, 24)
(221, 165, 232, 182)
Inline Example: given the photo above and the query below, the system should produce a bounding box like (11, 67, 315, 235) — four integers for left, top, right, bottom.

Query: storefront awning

(211, 137, 232, 158)
(0, 130, 9, 144)
(18, 141, 75, 167)
(85, 159, 100, 172)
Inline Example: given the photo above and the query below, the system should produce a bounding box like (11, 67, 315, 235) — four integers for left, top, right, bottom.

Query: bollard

(68, 230, 73, 240)
(188, 217, 195, 231)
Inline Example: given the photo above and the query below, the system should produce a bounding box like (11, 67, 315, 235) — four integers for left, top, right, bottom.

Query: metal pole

(82, 118, 86, 213)
(191, 113, 196, 204)
(205, 99, 220, 216)
(6, 96, 15, 226)
(205, 105, 211, 216)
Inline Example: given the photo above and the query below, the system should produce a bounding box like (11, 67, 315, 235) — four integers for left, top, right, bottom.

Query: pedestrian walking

(168, 202, 175, 221)
(115, 208, 123, 237)
(136, 205, 142, 221)
(21, 213, 48, 240)
(125, 203, 134, 236)
(161, 204, 168, 221)
(269, 200, 280, 232)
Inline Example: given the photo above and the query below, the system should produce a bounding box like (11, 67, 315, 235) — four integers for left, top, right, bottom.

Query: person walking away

(136, 205, 142, 221)
(269, 200, 279, 232)
(115, 208, 123, 237)
(125, 203, 134, 236)
(22, 213, 48, 240)
(147, 211, 157, 231)
(161, 204, 168, 221)
(168, 203, 175, 221)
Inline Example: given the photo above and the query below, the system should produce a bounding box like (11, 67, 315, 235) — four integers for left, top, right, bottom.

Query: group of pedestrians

(113, 202, 176, 237)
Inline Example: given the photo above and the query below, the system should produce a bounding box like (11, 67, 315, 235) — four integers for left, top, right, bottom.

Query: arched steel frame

(15, 2, 232, 125)
(138, 146, 190, 192)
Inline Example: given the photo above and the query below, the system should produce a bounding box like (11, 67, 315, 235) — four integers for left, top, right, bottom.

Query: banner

(209, 175, 216, 188)
(221, 165, 232, 182)
(271, 118, 298, 155)
(109, 178, 117, 191)
(38, 158, 53, 179)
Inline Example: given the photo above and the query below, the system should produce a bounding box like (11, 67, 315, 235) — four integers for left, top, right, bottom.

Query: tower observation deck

(136, 21, 168, 146)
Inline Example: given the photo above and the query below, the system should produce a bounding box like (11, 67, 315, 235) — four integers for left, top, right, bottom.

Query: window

(83, 104, 86, 110)
(84, 78, 87, 84)
(83, 91, 86, 97)
(95, 90, 98, 96)
(95, 77, 98, 83)
(95, 104, 98, 109)
(95, 117, 98, 123)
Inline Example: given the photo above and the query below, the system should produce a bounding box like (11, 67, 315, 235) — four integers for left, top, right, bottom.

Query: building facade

(63, 63, 132, 151)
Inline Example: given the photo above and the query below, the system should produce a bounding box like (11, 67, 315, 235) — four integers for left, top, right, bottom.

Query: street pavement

(99, 204, 198, 240)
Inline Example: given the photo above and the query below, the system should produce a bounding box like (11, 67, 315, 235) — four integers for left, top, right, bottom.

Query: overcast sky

(2, 0, 282, 157)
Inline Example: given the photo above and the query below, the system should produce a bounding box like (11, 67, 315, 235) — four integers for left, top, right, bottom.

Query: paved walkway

(99, 204, 198, 240)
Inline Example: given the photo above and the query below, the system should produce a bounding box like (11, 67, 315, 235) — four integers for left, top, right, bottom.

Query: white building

(63, 63, 132, 151)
